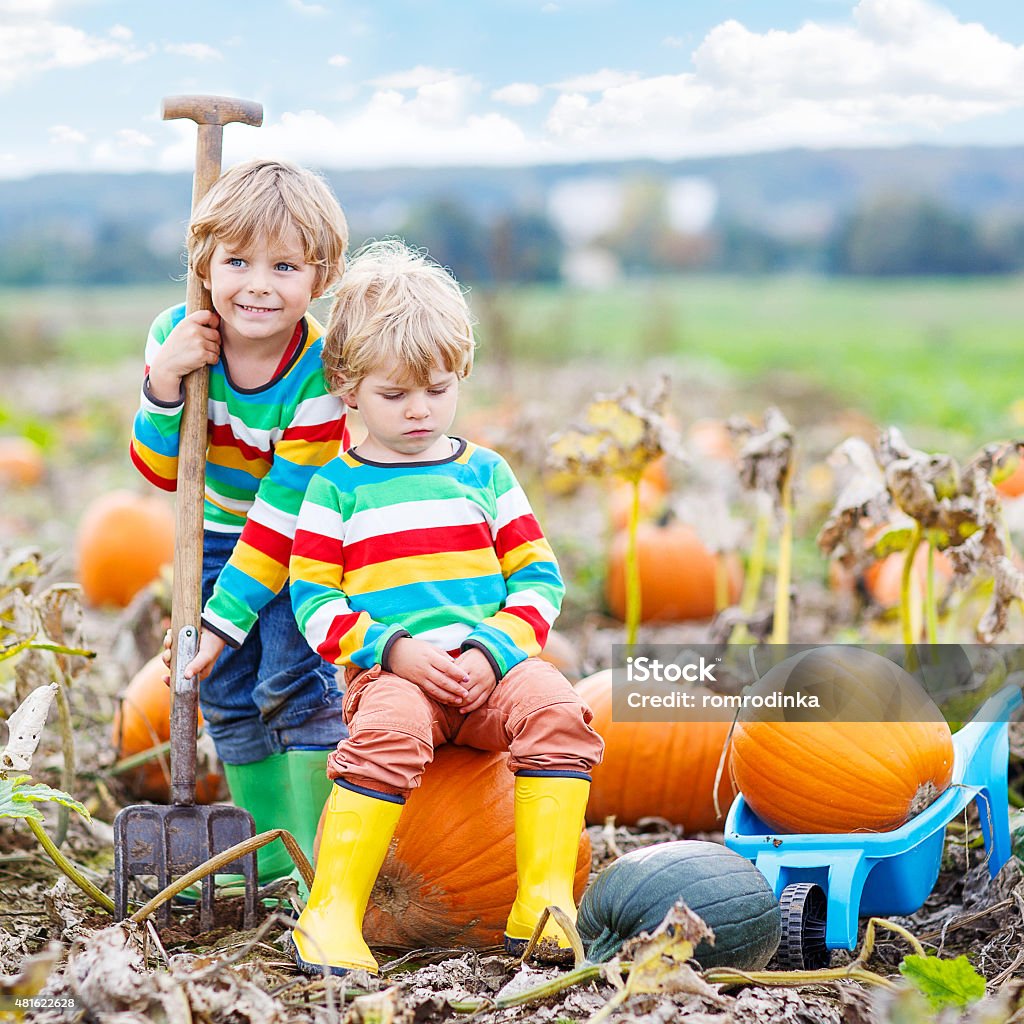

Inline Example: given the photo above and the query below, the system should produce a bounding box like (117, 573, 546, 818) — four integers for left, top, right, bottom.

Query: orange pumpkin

(111, 655, 225, 804)
(863, 544, 953, 608)
(576, 670, 734, 832)
(0, 437, 44, 487)
(686, 419, 735, 462)
(606, 521, 742, 622)
(995, 446, 1024, 498)
(606, 478, 667, 532)
(316, 745, 591, 950)
(729, 647, 954, 834)
(76, 490, 175, 607)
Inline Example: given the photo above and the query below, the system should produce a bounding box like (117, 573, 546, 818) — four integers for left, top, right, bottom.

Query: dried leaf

(730, 407, 794, 513)
(1, 682, 57, 770)
(342, 985, 414, 1023)
(817, 438, 891, 564)
(619, 902, 722, 1002)
(0, 941, 62, 997)
(547, 376, 682, 484)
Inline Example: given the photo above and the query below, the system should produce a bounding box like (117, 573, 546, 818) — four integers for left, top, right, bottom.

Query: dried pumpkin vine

(548, 376, 682, 647)
(728, 408, 796, 644)
(819, 432, 1024, 644)
(0, 546, 107, 910)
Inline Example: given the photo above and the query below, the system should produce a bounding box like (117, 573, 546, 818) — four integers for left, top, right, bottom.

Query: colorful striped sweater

(130, 303, 349, 646)
(289, 439, 563, 678)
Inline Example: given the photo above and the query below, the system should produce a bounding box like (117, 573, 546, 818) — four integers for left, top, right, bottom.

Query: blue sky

(3, 0, 1024, 179)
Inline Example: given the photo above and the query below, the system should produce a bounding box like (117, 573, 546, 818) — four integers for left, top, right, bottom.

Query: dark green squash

(577, 840, 781, 969)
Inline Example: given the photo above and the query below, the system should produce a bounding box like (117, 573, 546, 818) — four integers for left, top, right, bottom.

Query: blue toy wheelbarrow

(724, 684, 1022, 969)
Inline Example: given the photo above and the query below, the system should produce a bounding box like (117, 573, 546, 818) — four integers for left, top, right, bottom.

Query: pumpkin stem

(770, 464, 794, 645)
(624, 477, 642, 650)
(740, 497, 771, 616)
(53, 678, 75, 849)
(713, 554, 729, 614)
(925, 535, 939, 645)
(900, 524, 923, 645)
(26, 816, 115, 914)
(851, 916, 927, 967)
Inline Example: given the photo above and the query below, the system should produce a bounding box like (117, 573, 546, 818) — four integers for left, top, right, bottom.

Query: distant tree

(487, 211, 561, 284)
(831, 195, 998, 276)
(401, 199, 563, 287)
(708, 220, 792, 274)
(400, 199, 490, 283)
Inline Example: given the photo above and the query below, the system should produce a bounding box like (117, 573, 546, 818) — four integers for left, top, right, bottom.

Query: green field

(2, 274, 1021, 446)
(490, 275, 1024, 446)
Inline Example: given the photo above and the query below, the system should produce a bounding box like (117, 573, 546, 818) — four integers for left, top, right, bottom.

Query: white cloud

(0, 20, 144, 88)
(288, 0, 328, 13)
(492, 82, 543, 106)
(662, 36, 685, 49)
(544, 0, 1024, 159)
(8, 0, 1024, 177)
(371, 65, 454, 90)
(165, 42, 222, 61)
(91, 130, 158, 170)
(115, 129, 154, 148)
(0, 0, 59, 14)
(49, 124, 86, 145)
(554, 69, 641, 93)
(159, 98, 537, 173)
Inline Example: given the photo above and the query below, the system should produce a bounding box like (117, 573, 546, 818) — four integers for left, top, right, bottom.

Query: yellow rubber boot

(292, 782, 403, 976)
(504, 773, 591, 961)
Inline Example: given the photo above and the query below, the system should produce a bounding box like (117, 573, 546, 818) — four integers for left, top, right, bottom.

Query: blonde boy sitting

(288, 239, 604, 975)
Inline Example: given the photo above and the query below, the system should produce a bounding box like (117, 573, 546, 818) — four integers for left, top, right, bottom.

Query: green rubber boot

(284, 748, 335, 899)
(223, 754, 296, 883)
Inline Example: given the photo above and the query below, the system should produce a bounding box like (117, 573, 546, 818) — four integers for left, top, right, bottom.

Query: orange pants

(325, 657, 604, 798)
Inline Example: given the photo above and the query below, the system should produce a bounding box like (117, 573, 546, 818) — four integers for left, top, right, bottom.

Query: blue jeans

(200, 530, 346, 764)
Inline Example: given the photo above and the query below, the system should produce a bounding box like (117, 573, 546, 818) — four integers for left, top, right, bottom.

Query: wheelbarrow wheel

(777, 883, 831, 970)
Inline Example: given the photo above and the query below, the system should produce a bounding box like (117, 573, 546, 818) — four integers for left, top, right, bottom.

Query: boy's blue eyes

(224, 258, 297, 271)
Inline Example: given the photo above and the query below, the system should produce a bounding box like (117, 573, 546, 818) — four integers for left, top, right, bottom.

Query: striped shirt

(130, 303, 349, 645)
(290, 439, 563, 678)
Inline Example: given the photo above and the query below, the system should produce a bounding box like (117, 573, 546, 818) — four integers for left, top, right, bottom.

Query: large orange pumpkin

(0, 437, 45, 487)
(576, 670, 734, 832)
(729, 647, 954, 834)
(316, 745, 591, 950)
(606, 521, 742, 622)
(77, 490, 175, 607)
(111, 655, 225, 804)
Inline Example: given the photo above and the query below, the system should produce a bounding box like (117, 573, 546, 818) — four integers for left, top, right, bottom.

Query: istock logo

(625, 655, 718, 684)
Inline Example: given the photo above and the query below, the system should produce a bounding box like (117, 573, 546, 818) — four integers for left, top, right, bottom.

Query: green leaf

(899, 954, 986, 1010)
(0, 776, 90, 823)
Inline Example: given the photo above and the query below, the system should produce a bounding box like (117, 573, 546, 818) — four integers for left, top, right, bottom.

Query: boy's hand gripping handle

(161, 95, 263, 806)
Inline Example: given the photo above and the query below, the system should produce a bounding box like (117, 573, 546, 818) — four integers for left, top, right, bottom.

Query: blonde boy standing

(288, 239, 604, 975)
(130, 159, 350, 884)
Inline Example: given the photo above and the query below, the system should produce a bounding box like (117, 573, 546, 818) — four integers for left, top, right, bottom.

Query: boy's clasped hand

(387, 636, 497, 713)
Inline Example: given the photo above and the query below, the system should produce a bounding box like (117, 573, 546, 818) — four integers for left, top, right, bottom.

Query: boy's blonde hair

(188, 159, 348, 297)
(324, 239, 475, 393)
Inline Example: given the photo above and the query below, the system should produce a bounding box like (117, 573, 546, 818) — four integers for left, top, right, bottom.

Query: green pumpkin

(578, 840, 781, 969)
